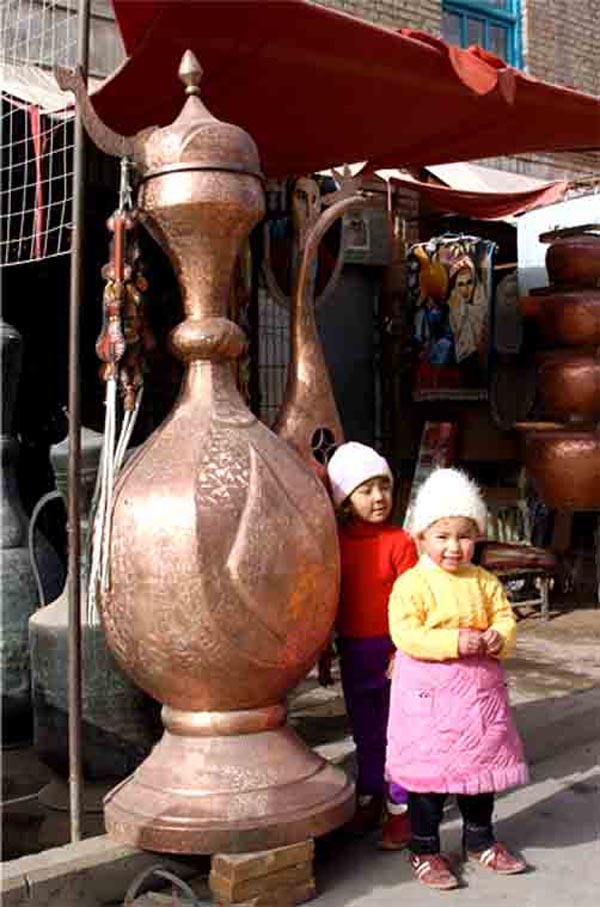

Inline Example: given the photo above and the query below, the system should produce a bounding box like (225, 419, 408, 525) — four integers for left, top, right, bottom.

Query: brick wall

(485, 0, 600, 179)
(524, 0, 600, 97)
(311, 0, 441, 34)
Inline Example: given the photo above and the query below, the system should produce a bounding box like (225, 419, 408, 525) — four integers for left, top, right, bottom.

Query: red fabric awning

(93, 0, 600, 179)
(370, 170, 569, 218)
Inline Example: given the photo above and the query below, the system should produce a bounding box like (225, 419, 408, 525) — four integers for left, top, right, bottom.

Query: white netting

(1, 0, 80, 69)
(1, 0, 80, 266)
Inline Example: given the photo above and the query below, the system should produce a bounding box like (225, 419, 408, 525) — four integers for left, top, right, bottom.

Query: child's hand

(458, 628, 485, 657)
(481, 628, 503, 656)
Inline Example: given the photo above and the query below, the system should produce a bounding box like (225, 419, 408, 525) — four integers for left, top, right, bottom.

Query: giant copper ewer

(57, 53, 356, 853)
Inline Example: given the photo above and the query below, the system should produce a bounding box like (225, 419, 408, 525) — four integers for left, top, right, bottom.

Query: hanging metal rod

(67, 0, 91, 843)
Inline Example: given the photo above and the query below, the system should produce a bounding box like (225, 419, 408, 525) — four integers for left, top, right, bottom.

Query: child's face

(419, 516, 478, 572)
(347, 475, 393, 524)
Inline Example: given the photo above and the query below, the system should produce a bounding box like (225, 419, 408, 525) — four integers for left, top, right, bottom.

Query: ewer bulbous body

(105, 170, 340, 707)
(61, 52, 353, 852)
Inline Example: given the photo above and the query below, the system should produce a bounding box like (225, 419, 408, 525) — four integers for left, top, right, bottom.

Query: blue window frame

(441, 0, 522, 67)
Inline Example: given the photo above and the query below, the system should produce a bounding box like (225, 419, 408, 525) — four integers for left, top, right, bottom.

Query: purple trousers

(338, 636, 407, 804)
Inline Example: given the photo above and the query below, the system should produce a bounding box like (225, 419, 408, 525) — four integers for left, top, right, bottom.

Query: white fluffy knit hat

(327, 442, 393, 507)
(409, 468, 488, 536)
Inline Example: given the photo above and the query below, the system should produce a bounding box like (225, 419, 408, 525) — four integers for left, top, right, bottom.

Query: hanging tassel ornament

(88, 158, 149, 623)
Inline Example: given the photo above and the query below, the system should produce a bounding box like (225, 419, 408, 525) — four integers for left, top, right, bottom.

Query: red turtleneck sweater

(337, 521, 418, 639)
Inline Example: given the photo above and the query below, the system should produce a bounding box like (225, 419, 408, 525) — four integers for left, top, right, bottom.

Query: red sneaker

(467, 842, 527, 874)
(378, 811, 411, 850)
(410, 853, 459, 890)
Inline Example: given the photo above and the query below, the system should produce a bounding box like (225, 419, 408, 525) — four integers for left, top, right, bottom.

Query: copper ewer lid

(56, 50, 263, 182)
(140, 51, 263, 181)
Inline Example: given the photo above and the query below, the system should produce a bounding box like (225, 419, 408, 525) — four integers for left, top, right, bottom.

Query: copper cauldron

(536, 350, 600, 422)
(57, 54, 355, 854)
(546, 233, 600, 287)
(519, 289, 600, 347)
(517, 423, 600, 510)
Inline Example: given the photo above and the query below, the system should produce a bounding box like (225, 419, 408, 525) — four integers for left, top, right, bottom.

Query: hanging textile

(407, 234, 497, 401)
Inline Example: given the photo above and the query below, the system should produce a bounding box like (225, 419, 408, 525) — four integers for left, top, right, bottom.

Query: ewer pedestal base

(103, 705, 354, 854)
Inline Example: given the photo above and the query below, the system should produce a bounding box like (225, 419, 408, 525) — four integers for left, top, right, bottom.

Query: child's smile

(419, 516, 478, 572)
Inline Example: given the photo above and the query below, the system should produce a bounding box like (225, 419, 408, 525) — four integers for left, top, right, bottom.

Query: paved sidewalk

(292, 607, 600, 907)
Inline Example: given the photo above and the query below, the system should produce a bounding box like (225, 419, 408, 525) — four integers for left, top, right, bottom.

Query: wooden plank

(210, 862, 313, 903)
(211, 841, 313, 884)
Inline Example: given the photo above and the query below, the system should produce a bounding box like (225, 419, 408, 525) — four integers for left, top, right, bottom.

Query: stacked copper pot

(518, 229, 600, 509)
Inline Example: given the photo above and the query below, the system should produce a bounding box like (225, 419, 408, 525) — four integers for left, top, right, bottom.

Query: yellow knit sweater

(388, 556, 516, 662)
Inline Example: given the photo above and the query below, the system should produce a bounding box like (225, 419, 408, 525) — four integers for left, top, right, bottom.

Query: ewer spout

(274, 193, 371, 477)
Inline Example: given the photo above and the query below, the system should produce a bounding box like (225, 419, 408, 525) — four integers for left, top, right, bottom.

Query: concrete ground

(313, 737, 600, 907)
(2, 605, 599, 904)
(300, 607, 600, 907)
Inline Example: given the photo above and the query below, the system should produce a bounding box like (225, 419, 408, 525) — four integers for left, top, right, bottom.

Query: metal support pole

(67, 0, 91, 843)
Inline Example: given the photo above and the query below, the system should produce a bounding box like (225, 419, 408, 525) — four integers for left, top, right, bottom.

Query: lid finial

(179, 50, 203, 96)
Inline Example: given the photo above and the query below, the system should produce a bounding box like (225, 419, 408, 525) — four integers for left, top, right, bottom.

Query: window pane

(442, 10, 462, 45)
(485, 1, 510, 8)
(489, 23, 508, 60)
(467, 17, 485, 47)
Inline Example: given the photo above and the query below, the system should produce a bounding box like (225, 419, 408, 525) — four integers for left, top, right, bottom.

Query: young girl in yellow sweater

(386, 468, 528, 891)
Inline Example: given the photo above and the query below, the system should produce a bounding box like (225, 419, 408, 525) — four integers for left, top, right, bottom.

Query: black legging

(408, 791, 495, 855)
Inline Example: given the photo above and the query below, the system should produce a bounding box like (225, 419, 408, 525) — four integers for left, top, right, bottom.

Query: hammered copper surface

(519, 289, 600, 347)
(521, 429, 600, 510)
(546, 234, 600, 287)
(104, 722, 352, 854)
(536, 351, 600, 421)
(517, 230, 600, 510)
(61, 52, 353, 853)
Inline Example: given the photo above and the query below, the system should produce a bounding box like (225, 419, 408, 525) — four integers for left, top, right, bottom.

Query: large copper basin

(536, 350, 600, 421)
(546, 234, 600, 287)
(517, 423, 600, 510)
(519, 289, 600, 347)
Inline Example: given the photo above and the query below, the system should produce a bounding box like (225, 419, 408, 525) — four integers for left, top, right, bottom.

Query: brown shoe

(344, 795, 383, 836)
(467, 842, 527, 874)
(410, 853, 459, 890)
(378, 811, 411, 851)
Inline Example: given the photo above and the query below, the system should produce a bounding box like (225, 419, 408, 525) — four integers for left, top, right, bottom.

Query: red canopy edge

(96, 0, 600, 178)
(369, 171, 569, 218)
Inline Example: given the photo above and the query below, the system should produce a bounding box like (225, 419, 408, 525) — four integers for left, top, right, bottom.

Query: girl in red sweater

(322, 442, 418, 847)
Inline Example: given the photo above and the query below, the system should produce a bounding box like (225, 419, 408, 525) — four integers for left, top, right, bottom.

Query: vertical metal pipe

(67, 0, 91, 843)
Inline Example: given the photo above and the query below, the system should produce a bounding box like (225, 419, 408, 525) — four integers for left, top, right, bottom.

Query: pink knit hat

(327, 442, 393, 507)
